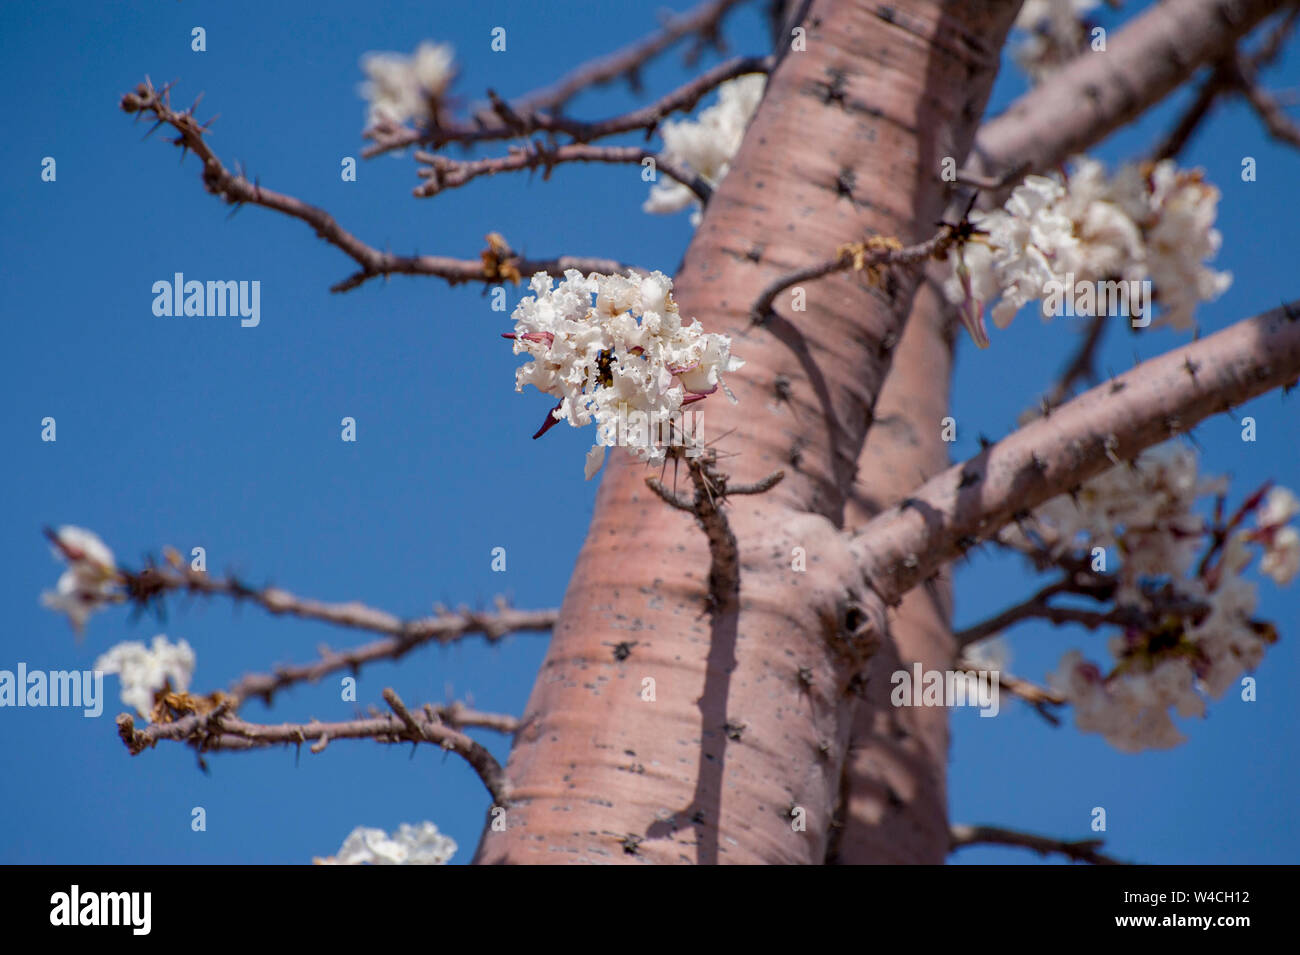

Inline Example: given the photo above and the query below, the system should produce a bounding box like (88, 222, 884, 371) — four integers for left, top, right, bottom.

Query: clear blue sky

(1, 0, 1296, 864)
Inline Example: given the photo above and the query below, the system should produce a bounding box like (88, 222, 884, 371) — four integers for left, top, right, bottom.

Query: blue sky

(1, 0, 1296, 864)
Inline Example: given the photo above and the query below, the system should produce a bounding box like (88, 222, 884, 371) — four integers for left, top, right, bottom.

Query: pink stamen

(502, 331, 555, 346)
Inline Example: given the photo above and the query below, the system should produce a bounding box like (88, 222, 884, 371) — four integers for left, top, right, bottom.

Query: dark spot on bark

(814, 67, 849, 109)
(834, 167, 857, 201)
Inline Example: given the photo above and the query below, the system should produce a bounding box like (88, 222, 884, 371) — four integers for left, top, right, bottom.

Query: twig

(121, 556, 556, 647)
(365, 55, 773, 157)
(116, 690, 513, 805)
(120, 79, 632, 293)
(949, 823, 1126, 864)
(749, 230, 954, 324)
(1043, 314, 1107, 409)
(1152, 8, 1299, 160)
(645, 476, 697, 511)
(953, 656, 1067, 725)
(415, 142, 711, 201)
(1234, 59, 1300, 148)
(501, 0, 751, 117)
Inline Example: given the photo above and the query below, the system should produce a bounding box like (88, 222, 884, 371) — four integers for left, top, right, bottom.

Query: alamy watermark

(151, 273, 260, 327)
(0, 663, 103, 717)
(890, 663, 999, 717)
(1042, 273, 1152, 327)
(595, 406, 704, 454)
(50, 886, 151, 935)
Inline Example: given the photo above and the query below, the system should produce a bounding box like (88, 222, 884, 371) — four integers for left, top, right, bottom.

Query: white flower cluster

(1030, 447, 1296, 751)
(1013, 0, 1099, 81)
(1257, 487, 1300, 584)
(360, 41, 456, 127)
(94, 635, 196, 718)
(644, 74, 766, 225)
(1034, 445, 1216, 596)
(41, 526, 121, 635)
(314, 822, 456, 865)
(509, 269, 743, 479)
(946, 158, 1231, 347)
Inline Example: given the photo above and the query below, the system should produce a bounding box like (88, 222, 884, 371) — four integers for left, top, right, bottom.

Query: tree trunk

(475, 0, 1020, 864)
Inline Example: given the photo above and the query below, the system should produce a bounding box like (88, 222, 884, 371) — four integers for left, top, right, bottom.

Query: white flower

(41, 526, 120, 635)
(964, 636, 1011, 672)
(1258, 487, 1300, 528)
(1030, 443, 1209, 589)
(1013, 0, 1100, 82)
(94, 635, 196, 718)
(508, 269, 743, 478)
(945, 158, 1230, 347)
(1260, 526, 1300, 585)
(315, 822, 456, 865)
(361, 41, 456, 127)
(644, 75, 766, 225)
(1028, 445, 1290, 751)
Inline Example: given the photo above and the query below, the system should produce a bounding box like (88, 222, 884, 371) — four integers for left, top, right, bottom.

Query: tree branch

(122, 555, 556, 649)
(969, 0, 1281, 193)
(1153, 7, 1300, 160)
(1043, 314, 1107, 409)
(120, 80, 631, 293)
(116, 689, 513, 805)
(852, 301, 1300, 605)
(949, 823, 1125, 864)
(500, 0, 751, 117)
(749, 230, 955, 324)
(414, 142, 712, 201)
(364, 54, 773, 157)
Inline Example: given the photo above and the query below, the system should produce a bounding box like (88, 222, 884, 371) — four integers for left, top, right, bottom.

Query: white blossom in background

(1254, 487, 1300, 585)
(945, 157, 1231, 347)
(1021, 445, 1295, 752)
(644, 74, 766, 225)
(508, 269, 743, 479)
(41, 526, 121, 635)
(360, 41, 456, 127)
(1013, 0, 1099, 81)
(314, 822, 456, 865)
(94, 635, 196, 718)
(965, 635, 1011, 672)
(1032, 444, 1218, 596)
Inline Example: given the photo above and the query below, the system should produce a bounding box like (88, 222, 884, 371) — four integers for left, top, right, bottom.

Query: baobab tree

(36, 0, 1300, 865)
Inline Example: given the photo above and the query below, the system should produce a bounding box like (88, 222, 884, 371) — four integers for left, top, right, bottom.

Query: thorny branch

(415, 142, 712, 201)
(498, 0, 751, 118)
(116, 689, 513, 805)
(120, 79, 634, 293)
(111, 547, 556, 650)
(949, 824, 1126, 865)
(749, 230, 959, 324)
(852, 300, 1300, 606)
(1152, 7, 1299, 160)
(365, 54, 773, 157)
(646, 450, 785, 613)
